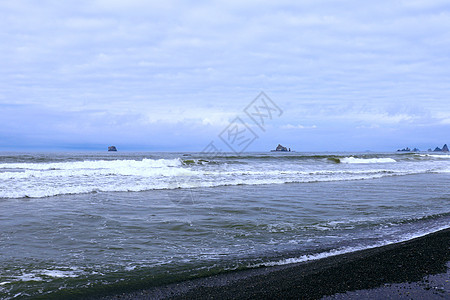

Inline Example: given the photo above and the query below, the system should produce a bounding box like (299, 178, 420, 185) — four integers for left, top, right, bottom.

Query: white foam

(250, 225, 450, 268)
(14, 269, 81, 283)
(0, 168, 430, 199)
(0, 158, 188, 180)
(43, 270, 78, 278)
(0, 156, 448, 199)
(0, 158, 182, 171)
(421, 154, 450, 158)
(340, 157, 396, 164)
(15, 273, 43, 282)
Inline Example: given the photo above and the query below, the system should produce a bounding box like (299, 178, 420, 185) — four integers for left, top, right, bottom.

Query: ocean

(0, 151, 449, 298)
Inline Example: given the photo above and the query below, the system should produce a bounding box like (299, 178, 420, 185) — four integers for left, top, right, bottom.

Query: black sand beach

(93, 228, 449, 300)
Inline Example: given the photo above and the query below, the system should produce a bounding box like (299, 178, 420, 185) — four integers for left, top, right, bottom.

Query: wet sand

(98, 228, 449, 299)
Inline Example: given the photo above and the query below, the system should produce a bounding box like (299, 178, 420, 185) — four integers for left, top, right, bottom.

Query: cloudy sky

(1, 0, 449, 151)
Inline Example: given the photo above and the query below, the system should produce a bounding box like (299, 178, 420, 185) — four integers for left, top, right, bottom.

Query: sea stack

(273, 144, 288, 152)
(443, 144, 449, 152)
(108, 146, 117, 152)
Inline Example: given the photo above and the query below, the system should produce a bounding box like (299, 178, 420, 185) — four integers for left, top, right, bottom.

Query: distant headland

(397, 144, 448, 152)
(108, 146, 117, 152)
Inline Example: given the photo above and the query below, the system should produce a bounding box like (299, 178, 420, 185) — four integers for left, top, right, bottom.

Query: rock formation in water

(431, 144, 449, 152)
(108, 146, 117, 151)
(273, 144, 288, 151)
(397, 147, 420, 152)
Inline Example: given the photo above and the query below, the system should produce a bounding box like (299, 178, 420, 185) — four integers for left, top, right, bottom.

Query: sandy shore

(93, 228, 450, 299)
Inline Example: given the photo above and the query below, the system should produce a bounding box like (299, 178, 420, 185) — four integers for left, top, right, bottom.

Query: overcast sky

(1, 0, 449, 151)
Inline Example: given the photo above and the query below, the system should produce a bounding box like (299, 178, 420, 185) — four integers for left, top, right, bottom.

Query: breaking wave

(0, 153, 449, 199)
(340, 157, 397, 164)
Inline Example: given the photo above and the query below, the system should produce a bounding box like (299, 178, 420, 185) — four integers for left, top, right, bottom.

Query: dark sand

(94, 228, 449, 300)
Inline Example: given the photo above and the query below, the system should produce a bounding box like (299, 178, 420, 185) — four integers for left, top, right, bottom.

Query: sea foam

(421, 154, 450, 159)
(251, 224, 450, 268)
(340, 157, 396, 164)
(0, 154, 448, 198)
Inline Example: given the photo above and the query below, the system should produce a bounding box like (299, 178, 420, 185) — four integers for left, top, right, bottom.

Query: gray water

(0, 152, 449, 298)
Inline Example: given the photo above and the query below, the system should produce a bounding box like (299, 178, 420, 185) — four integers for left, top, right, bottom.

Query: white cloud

(344, 113, 416, 124)
(281, 124, 317, 129)
(0, 0, 449, 149)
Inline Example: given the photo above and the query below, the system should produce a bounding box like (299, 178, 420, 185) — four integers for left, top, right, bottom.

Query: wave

(1, 153, 442, 168)
(0, 153, 449, 198)
(0, 158, 189, 180)
(339, 157, 396, 164)
(184, 154, 405, 163)
(13, 269, 80, 282)
(420, 154, 450, 159)
(251, 224, 450, 268)
(0, 169, 429, 199)
(0, 158, 182, 170)
(186, 154, 433, 165)
(182, 159, 210, 165)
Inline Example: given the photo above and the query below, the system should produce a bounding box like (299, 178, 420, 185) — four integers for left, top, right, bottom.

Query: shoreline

(92, 228, 449, 299)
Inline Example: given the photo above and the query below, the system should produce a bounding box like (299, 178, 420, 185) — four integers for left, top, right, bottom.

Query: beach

(3, 0, 450, 297)
(3, 0, 450, 298)
(96, 228, 449, 299)
(0, 152, 449, 299)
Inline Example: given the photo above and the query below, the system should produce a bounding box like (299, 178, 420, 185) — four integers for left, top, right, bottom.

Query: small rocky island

(271, 144, 291, 152)
(431, 144, 449, 152)
(397, 147, 420, 152)
(108, 146, 117, 152)
(398, 144, 448, 152)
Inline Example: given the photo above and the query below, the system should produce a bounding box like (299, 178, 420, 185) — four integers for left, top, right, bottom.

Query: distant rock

(431, 144, 449, 152)
(397, 147, 411, 152)
(412, 148, 420, 152)
(108, 146, 117, 152)
(272, 144, 289, 152)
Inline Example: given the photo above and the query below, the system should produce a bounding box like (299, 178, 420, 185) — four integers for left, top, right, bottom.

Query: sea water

(0, 152, 449, 298)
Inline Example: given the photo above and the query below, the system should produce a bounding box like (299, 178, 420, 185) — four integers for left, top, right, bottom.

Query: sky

(1, 0, 449, 152)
